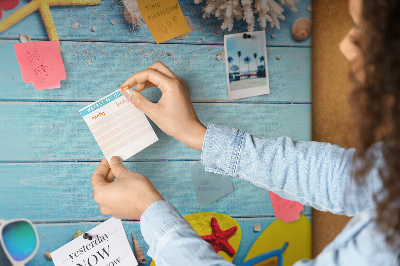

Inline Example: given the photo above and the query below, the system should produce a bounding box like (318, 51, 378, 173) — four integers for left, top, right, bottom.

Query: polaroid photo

(224, 31, 270, 100)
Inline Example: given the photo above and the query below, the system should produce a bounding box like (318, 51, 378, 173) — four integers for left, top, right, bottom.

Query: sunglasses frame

(0, 219, 39, 266)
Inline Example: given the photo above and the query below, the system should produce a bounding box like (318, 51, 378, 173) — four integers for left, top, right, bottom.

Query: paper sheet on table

(137, 0, 191, 43)
(79, 89, 158, 162)
(51, 218, 137, 266)
(190, 162, 234, 208)
(269, 191, 304, 223)
(14, 41, 66, 90)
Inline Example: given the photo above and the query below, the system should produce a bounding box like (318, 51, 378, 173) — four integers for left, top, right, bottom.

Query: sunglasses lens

(2, 221, 37, 261)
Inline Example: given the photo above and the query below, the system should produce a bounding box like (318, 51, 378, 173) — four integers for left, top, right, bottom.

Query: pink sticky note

(269, 191, 304, 223)
(14, 41, 67, 90)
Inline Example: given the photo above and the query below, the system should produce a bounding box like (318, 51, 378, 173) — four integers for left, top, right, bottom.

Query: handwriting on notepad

(26, 48, 52, 84)
(80, 90, 158, 162)
(137, 0, 190, 43)
(14, 41, 67, 90)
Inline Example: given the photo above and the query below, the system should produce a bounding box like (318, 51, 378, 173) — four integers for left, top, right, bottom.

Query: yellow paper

(137, 0, 191, 44)
(243, 214, 312, 266)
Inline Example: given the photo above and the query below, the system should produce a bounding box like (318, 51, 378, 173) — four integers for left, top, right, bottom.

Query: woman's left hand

(91, 157, 164, 219)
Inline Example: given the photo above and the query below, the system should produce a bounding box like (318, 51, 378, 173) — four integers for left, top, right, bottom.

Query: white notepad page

(80, 89, 158, 162)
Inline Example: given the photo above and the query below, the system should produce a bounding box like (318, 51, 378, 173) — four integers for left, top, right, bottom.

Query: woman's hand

(120, 61, 207, 151)
(91, 157, 164, 219)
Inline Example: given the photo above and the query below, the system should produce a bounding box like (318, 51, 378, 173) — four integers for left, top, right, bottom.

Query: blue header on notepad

(80, 91, 123, 116)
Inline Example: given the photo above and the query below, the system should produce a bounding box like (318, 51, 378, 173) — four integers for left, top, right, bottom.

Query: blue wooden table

(0, 0, 312, 264)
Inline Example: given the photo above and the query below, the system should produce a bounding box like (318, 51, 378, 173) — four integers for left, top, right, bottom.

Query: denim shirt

(140, 124, 399, 265)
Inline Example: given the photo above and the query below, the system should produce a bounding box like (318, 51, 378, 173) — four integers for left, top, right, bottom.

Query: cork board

(312, 0, 353, 257)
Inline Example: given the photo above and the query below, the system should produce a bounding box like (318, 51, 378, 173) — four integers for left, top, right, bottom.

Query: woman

(91, 0, 400, 264)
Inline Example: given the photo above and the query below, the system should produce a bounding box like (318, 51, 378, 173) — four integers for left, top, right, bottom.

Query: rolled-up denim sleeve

(140, 200, 234, 266)
(201, 124, 382, 216)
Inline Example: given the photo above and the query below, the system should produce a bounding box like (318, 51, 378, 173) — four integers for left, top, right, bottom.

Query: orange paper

(14, 41, 67, 90)
(269, 191, 304, 223)
(137, 0, 191, 44)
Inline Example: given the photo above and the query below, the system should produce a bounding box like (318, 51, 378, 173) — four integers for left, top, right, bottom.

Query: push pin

(83, 233, 96, 240)
(243, 33, 252, 39)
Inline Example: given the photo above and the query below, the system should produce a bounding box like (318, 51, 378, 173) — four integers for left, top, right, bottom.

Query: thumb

(109, 156, 129, 177)
(122, 89, 155, 116)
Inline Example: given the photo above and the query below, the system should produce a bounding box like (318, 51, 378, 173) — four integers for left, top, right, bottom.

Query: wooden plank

(0, 41, 311, 102)
(0, 0, 312, 46)
(0, 217, 311, 265)
(0, 161, 312, 221)
(0, 103, 311, 161)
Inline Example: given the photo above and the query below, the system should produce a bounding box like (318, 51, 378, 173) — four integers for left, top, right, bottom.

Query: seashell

(71, 22, 80, 29)
(44, 252, 52, 260)
(91, 26, 96, 32)
(254, 223, 261, 232)
(20, 34, 31, 43)
(73, 229, 84, 239)
(132, 233, 147, 264)
(111, 19, 117, 25)
(291, 18, 312, 41)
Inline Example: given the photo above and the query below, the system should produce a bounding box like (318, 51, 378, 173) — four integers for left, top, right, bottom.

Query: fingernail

(121, 85, 130, 92)
(123, 89, 133, 100)
(110, 156, 122, 165)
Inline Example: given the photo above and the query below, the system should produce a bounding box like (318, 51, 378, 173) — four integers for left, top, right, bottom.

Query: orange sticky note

(14, 41, 67, 90)
(269, 191, 304, 223)
(137, 0, 191, 44)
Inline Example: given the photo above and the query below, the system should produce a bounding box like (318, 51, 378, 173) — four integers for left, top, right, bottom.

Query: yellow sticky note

(137, 0, 191, 44)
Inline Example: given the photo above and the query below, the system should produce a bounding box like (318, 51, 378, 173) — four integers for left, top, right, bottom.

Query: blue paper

(190, 162, 234, 208)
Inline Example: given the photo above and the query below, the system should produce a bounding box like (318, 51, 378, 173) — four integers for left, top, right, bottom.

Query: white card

(80, 89, 158, 162)
(51, 218, 137, 266)
(224, 31, 270, 100)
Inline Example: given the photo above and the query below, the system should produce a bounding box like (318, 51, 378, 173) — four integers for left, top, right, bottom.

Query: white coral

(195, 0, 300, 31)
(122, 0, 142, 30)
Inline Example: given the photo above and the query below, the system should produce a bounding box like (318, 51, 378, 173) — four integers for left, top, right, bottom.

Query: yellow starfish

(0, 0, 102, 41)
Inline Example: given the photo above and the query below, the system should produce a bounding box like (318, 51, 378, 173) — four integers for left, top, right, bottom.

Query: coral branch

(195, 0, 300, 31)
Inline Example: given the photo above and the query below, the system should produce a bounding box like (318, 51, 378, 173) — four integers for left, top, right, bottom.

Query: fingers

(120, 68, 172, 93)
(147, 61, 177, 79)
(135, 81, 156, 92)
(109, 156, 130, 178)
(92, 159, 110, 190)
(106, 170, 116, 183)
(121, 89, 157, 117)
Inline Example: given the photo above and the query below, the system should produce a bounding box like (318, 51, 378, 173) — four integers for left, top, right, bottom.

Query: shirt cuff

(201, 124, 245, 176)
(140, 200, 192, 259)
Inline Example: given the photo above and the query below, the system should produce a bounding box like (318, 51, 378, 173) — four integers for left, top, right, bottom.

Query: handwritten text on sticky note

(190, 162, 234, 208)
(137, 0, 191, 43)
(269, 191, 304, 223)
(51, 218, 137, 266)
(14, 41, 67, 90)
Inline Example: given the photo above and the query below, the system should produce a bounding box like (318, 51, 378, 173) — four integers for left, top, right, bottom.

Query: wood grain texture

(312, 0, 352, 258)
(0, 161, 312, 221)
(0, 0, 312, 264)
(0, 41, 311, 102)
(0, 217, 311, 266)
(0, 0, 312, 46)
(0, 103, 311, 161)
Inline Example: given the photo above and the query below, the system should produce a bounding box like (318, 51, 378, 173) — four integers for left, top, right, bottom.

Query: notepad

(80, 90, 158, 162)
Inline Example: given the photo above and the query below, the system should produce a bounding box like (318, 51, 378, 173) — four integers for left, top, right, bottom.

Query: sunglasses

(0, 219, 39, 266)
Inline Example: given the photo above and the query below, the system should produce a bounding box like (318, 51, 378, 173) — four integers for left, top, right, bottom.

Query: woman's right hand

(120, 61, 207, 151)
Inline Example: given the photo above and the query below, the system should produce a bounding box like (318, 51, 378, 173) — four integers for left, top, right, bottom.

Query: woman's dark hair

(350, 0, 400, 252)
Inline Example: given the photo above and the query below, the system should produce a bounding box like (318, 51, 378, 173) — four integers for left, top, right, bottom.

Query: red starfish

(201, 217, 237, 256)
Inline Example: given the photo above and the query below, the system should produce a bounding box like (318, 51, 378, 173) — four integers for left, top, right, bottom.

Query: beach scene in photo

(224, 31, 270, 100)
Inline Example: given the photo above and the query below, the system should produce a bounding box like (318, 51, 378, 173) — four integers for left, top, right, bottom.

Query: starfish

(0, 0, 102, 41)
(201, 217, 237, 256)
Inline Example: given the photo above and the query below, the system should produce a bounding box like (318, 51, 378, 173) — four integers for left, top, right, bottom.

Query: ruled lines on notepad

(88, 104, 153, 157)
